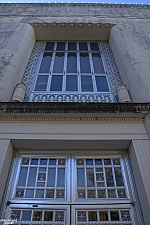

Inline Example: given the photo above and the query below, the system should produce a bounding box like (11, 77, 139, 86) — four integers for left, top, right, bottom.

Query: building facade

(0, 3, 150, 225)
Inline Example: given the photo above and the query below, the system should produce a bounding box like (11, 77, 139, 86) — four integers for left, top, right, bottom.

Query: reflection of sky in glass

(1, 0, 150, 4)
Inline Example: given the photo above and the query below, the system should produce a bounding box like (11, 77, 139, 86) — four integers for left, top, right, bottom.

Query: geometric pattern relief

(22, 42, 46, 102)
(99, 42, 122, 101)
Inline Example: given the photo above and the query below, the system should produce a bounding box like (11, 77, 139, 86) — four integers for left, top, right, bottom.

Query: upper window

(34, 42, 109, 93)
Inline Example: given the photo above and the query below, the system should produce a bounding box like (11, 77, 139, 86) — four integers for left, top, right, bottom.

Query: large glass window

(5, 151, 138, 225)
(34, 42, 109, 93)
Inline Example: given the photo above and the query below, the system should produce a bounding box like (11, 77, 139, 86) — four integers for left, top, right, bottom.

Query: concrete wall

(0, 4, 150, 101)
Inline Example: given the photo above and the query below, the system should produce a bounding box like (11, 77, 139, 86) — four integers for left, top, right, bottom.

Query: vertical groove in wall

(129, 140, 150, 225)
(0, 139, 13, 213)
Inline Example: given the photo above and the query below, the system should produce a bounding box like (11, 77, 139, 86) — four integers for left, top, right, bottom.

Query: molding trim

(0, 117, 144, 122)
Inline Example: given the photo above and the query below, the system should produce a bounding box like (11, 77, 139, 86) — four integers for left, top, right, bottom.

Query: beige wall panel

(0, 139, 13, 208)
(0, 121, 148, 140)
(109, 22, 150, 102)
(0, 24, 35, 102)
(129, 140, 150, 225)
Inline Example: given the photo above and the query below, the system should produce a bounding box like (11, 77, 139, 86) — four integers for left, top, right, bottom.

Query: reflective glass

(105, 168, 114, 187)
(57, 168, 65, 187)
(33, 211, 42, 221)
(95, 76, 109, 92)
(40, 159, 47, 165)
(31, 159, 38, 165)
(44, 212, 53, 221)
(47, 168, 56, 187)
(39, 52, 52, 73)
(90, 42, 99, 51)
(25, 189, 34, 198)
(88, 212, 97, 221)
(79, 42, 88, 51)
(67, 52, 77, 73)
(66, 75, 78, 91)
(81, 76, 93, 92)
(56, 42, 65, 51)
(92, 53, 105, 74)
(68, 42, 76, 51)
(45, 42, 55, 51)
(95, 159, 102, 165)
(49, 159, 56, 165)
(35, 189, 44, 198)
(18, 167, 28, 186)
(98, 190, 106, 198)
(27, 168, 37, 187)
(53, 52, 64, 73)
(86, 168, 94, 187)
(114, 168, 124, 186)
(87, 190, 95, 198)
(22, 211, 31, 221)
(46, 190, 54, 198)
(50, 75, 63, 91)
(110, 211, 119, 221)
(34, 75, 48, 91)
(77, 168, 85, 187)
(100, 211, 108, 221)
(86, 159, 93, 165)
(80, 53, 91, 73)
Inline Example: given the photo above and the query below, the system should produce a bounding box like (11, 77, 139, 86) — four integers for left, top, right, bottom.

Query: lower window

(3, 151, 139, 225)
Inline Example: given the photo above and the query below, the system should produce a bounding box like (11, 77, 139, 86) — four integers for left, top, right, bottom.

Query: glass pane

(95, 159, 102, 165)
(45, 42, 55, 51)
(79, 42, 88, 51)
(39, 52, 52, 73)
(66, 75, 78, 91)
(88, 212, 97, 221)
(77, 168, 85, 187)
(81, 76, 93, 92)
(110, 211, 119, 221)
(56, 42, 65, 50)
(67, 52, 77, 73)
(44, 212, 53, 221)
(47, 168, 56, 187)
(98, 190, 106, 198)
(40, 159, 47, 165)
(80, 53, 91, 73)
(108, 189, 116, 198)
(53, 52, 64, 73)
(104, 159, 111, 165)
(99, 212, 108, 221)
(90, 42, 99, 51)
(57, 168, 65, 187)
(31, 159, 38, 165)
(33, 211, 42, 221)
(95, 76, 109, 92)
(35, 189, 44, 198)
(86, 159, 93, 165)
(27, 168, 37, 187)
(92, 53, 105, 73)
(49, 159, 56, 165)
(46, 190, 54, 198)
(115, 168, 124, 186)
(37, 182, 45, 187)
(68, 42, 76, 51)
(105, 168, 114, 187)
(86, 168, 94, 187)
(17, 167, 28, 186)
(25, 189, 34, 198)
(87, 190, 95, 198)
(50, 75, 63, 91)
(22, 211, 31, 221)
(77, 211, 86, 222)
(34, 75, 48, 91)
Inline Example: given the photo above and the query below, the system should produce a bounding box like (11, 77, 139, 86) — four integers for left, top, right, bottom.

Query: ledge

(0, 103, 149, 115)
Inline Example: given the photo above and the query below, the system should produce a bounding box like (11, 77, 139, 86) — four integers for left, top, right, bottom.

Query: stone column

(109, 22, 150, 102)
(0, 23, 35, 102)
(129, 140, 150, 225)
(0, 140, 13, 213)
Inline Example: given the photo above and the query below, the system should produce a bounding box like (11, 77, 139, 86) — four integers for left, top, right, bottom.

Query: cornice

(0, 116, 144, 122)
(0, 103, 149, 114)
